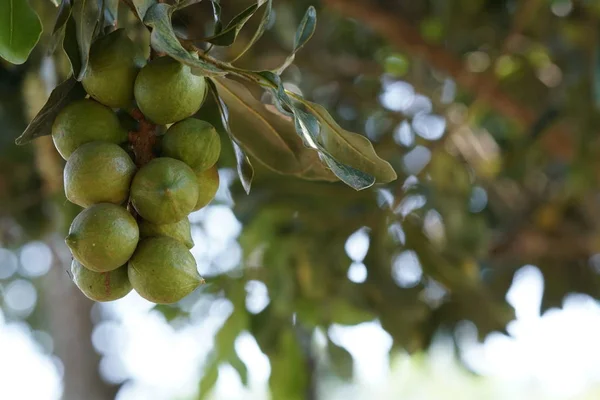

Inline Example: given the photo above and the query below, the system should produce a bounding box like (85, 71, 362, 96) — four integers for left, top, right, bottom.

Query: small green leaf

(296, 99, 398, 184)
(197, 357, 219, 400)
(15, 77, 87, 145)
(212, 77, 337, 182)
(230, 0, 272, 63)
(48, 0, 71, 55)
(207, 79, 254, 193)
(174, 0, 203, 10)
(327, 341, 353, 380)
(120, 0, 156, 20)
(63, 16, 82, 77)
(143, 3, 226, 77)
(52, 0, 72, 34)
(228, 352, 249, 386)
(276, 6, 317, 74)
(0, 0, 43, 64)
(203, 3, 259, 46)
(101, 0, 119, 27)
(72, 0, 101, 80)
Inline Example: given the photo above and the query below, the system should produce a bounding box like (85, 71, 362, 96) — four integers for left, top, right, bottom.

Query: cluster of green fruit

(51, 30, 221, 304)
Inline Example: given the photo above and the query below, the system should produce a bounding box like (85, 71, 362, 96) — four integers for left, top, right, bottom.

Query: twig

(128, 108, 158, 167)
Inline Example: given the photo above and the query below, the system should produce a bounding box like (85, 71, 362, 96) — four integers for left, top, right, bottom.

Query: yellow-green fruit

(134, 56, 207, 125)
(52, 99, 128, 159)
(71, 260, 132, 302)
(64, 142, 136, 207)
(128, 237, 202, 304)
(139, 217, 194, 249)
(130, 157, 199, 224)
(162, 119, 220, 172)
(66, 203, 139, 272)
(193, 166, 219, 211)
(82, 29, 146, 108)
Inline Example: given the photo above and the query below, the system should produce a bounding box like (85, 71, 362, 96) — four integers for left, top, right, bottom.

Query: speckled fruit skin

(64, 142, 136, 207)
(128, 237, 202, 304)
(193, 166, 219, 211)
(82, 29, 146, 108)
(139, 217, 194, 249)
(66, 203, 139, 272)
(51, 99, 128, 160)
(71, 260, 132, 302)
(133, 56, 207, 125)
(161, 119, 221, 172)
(130, 157, 199, 224)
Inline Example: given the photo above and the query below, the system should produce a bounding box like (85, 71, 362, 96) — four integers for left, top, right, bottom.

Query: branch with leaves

(6, 0, 397, 192)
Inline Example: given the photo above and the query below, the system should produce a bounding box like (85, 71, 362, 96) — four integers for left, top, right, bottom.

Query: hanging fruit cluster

(54, 30, 220, 304)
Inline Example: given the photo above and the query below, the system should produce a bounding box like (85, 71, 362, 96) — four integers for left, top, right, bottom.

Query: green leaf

(207, 79, 254, 193)
(230, 0, 272, 63)
(203, 3, 259, 46)
(72, 0, 101, 80)
(48, 0, 71, 55)
(295, 98, 398, 184)
(63, 16, 82, 77)
(197, 357, 219, 400)
(228, 352, 249, 386)
(174, 0, 203, 10)
(276, 6, 317, 74)
(101, 0, 119, 27)
(0, 0, 43, 64)
(143, 3, 227, 77)
(212, 77, 337, 182)
(269, 329, 308, 400)
(327, 341, 353, 380)
(120, 0, 156, 20)
(52, 0, 72, 34)
(15, 77, 87, 145)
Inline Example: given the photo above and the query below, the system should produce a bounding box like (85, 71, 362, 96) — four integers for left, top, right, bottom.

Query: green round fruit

(71, 260, 132, 302)
(64, 142, 136, 207)
(66, 203, 139, 272)
(139, 217, 194, 249)
(82, 29, 146, 109)
(162, 119, 220, 172)
(52, 99, 128, 159)
(193, 166, 219, 211)
(130, 157, 199, 224)
(133, 56, 207, 125)
(128, 237, 202, 304)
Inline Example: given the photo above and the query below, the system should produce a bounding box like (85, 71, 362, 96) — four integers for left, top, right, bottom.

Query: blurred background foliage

(4, 0, 600, 399)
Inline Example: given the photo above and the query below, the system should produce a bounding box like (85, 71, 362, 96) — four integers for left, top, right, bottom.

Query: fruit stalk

(128, 108, 157, 167)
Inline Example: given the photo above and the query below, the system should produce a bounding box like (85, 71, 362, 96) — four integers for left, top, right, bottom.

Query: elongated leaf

(174, 0, 203, 11)
(210, 0, 222, 34)
(228, 353, 248, 386)
(269, 329, 308, 400)
(52, 0, 72, 34)
(143, 3, 226, 77)
(0, 0, 43, 64)
(207, 79, 254, 193)
(230, 0, 272, 63)
(72, 0, 101, 79)
(15, 77, 87, 145)
(120, 0, 155, 20)
(277, 6, 317, 74)
(296, 98, 398, 184)
(328, 341, 353, 380)
(63, 16, 82, 77)
(48, 0, 72, 55)
(102, 0, 118, 27)
(203, 3, 259, 46)
(213, 77, 337, 182)
(198, 356, 219, 400)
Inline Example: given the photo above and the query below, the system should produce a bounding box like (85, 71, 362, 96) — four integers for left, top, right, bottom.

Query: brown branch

(322, 0, 537, 127)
